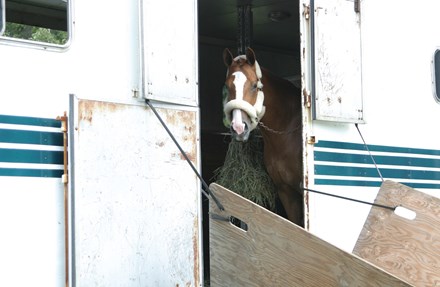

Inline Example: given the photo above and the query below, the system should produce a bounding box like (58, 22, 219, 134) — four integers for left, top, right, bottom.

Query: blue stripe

(0, 114, 64, 178)
(315, 140, 440, 156)
(0, 168, 63, 178)
(0, 115, 61, 128)
(315, 165, 440, 180)
(0, 129, 63, 146)
(315, 151, 440, 168)
(315, 179, 440, 189)
(0, 148, 63, 164)
(314, 140, 440, 188)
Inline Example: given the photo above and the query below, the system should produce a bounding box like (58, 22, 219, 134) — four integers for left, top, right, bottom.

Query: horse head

(223, 47, 266, 142)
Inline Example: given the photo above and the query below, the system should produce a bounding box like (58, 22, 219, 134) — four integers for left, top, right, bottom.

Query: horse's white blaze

(231, 71, 247, 135)
(223, 58, 265, 133)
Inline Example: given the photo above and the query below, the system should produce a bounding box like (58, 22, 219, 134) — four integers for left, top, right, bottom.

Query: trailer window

(0, 0, 4, 35)
(1, 0, 69, 46)
(434, 49, 440, 103)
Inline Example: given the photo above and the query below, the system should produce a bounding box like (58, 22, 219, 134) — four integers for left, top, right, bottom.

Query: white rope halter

(223, 55, 266, 131)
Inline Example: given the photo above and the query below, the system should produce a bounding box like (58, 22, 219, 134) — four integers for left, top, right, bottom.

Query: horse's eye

(251, 83, 258, 91)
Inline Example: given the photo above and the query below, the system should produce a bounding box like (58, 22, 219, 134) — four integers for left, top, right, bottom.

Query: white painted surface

(0, 0, 202, 285)
(313, 0, 363, 123)
(302, 0, 440, 252)
(0, 178, 65, 286)
(72, 98, 201, 286)
(141, 0, 198, 106)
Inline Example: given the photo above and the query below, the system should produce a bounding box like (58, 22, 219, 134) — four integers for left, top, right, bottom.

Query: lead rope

(301, 184, 396, 211)
(145, 99, 224, 211)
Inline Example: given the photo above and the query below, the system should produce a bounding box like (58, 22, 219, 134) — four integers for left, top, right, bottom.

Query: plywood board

(354, 180, 440, 286)
(209, 183, 410, 286)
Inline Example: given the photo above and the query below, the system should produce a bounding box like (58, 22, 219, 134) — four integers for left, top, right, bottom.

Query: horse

(222, 47, 304, 226)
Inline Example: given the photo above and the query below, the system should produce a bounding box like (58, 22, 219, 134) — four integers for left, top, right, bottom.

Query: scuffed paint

(74, 99, 201, 286)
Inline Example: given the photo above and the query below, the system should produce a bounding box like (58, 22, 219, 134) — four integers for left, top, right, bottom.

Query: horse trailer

(0, 0, 439, 286)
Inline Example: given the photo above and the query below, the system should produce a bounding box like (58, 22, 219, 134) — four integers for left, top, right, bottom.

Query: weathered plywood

(354, 180, 440, 286)
(209, 183, 410, 287)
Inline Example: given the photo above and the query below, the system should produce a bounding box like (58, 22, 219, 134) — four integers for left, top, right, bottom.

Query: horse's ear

(223, 48, 234, 67)
(246, 48, 256, 66)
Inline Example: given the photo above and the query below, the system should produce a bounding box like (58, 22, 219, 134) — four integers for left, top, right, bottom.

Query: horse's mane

(260, 67, 301, 97)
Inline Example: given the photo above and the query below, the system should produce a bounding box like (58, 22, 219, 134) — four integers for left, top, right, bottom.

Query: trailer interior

(198, 0, 301, 281)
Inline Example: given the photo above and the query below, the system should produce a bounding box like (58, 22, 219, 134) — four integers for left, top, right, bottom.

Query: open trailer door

(69, 94, 202, 286)
(310, 0, 363, 123)
(140, 0, 198, 106)
(300, 0, 365, 247)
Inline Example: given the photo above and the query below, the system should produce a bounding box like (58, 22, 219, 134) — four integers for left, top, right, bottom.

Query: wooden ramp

(354, 180, 440, 286)
(209, 183, 411, 286)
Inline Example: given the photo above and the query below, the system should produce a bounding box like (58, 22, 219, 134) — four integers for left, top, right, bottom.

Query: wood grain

(354, 180, 440, 286)
(209, 183, 411, 286)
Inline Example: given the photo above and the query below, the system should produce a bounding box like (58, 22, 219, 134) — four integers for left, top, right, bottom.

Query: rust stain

(160, 109, 197, 163)
(78, 100, 125, 123)
(193, 216, 200, 286)
(164, 110, 195, 131)
(175, 150, 197, 164)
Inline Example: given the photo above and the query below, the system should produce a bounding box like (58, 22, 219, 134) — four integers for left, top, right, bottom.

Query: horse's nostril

(243, 122, 249, 132)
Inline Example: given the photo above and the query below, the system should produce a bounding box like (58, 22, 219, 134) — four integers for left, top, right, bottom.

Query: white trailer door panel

(70, 96, 201, 286)
(141, 0, 198, 106)
(312, 0, 363, 123)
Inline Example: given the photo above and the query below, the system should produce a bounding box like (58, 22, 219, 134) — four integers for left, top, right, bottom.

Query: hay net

(214, 130, 277, 211)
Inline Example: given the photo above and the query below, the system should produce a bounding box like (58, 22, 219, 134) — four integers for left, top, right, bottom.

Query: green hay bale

(214, 130, 277, 211)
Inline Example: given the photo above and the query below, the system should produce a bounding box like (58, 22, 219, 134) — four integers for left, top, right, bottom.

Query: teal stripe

(0, 129, 63, 146)
(0, 115, 61, 128)
(315, 179, 382, 187)
(315, 165, 440, 181)
(0, 148, 63, 164)
(315, 151, 440, 168)
(315, 140, 440, 156)
(0, 115, 64, 178)
(315, 179, 440, 189)
(0, 168, 63, 178)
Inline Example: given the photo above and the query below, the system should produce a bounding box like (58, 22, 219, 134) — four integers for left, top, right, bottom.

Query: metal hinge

(354, 0, 360, 13)
(303, 89, 311, 108)
(303, 4, 310, 20)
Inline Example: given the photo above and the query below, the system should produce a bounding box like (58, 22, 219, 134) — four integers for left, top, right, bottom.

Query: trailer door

(140, 0, 198, 106)
(310, 0, 363, 123)
(69, 95, 202, 286)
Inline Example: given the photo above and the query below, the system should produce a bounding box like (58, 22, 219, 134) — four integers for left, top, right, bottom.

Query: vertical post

(57, 112, 69, 287)
(236, 1, 253, 55)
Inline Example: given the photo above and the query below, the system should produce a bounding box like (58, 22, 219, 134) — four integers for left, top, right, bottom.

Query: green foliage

(4, 22, 68, 45)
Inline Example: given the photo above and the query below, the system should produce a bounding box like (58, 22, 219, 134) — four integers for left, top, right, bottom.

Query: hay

(214, 130, 277, 211)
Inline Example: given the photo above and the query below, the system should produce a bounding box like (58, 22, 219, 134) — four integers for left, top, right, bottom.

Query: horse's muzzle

(230, 122, 250, 142)
(230, 109, 252, 141)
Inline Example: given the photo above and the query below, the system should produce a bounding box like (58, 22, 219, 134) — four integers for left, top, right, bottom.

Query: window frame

(0, 0, 5, 36)
(0, 0, 72, 50)
(432, 49, 440, 104)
